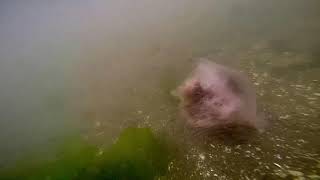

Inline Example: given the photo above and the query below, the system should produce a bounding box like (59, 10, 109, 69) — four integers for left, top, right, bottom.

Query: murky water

(0, 0, 319, 179)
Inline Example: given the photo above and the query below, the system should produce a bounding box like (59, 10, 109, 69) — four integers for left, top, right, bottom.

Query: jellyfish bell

(175, 58, 265, 140)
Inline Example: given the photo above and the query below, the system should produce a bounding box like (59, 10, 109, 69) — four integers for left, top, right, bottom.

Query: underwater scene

(0, 0, 319, 179)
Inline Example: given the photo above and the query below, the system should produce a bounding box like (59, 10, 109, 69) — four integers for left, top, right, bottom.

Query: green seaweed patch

(0, 136, 98, 180)
(76, 127, 171, 180)
(0, 128, 172, 180)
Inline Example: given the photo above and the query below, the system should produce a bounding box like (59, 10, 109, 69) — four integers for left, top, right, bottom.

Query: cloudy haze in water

(0, 0, 319, 167)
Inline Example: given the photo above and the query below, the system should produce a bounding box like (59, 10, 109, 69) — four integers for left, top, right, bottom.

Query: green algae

(76, 128, 171, 180)
(0, 128, 171, 180)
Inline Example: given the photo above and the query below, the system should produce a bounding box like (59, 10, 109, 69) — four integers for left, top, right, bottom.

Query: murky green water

(0, 0, 319, 179)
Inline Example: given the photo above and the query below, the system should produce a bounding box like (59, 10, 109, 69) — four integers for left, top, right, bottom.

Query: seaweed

(0, 128, 171, 180)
